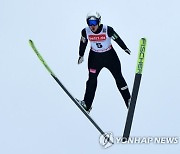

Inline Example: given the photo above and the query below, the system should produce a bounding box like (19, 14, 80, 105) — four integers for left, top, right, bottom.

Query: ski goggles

(87, 19, 99, 26)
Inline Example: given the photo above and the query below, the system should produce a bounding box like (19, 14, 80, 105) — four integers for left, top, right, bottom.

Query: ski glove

(78, 56, 84, 64)
(125, 49, 131, 55)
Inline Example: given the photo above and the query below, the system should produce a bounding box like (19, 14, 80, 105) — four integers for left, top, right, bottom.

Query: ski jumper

(79, 24, 131, 110)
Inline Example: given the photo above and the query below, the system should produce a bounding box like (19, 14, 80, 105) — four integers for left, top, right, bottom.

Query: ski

(29, 40, 107, 136)
(122, 38, 147, 141)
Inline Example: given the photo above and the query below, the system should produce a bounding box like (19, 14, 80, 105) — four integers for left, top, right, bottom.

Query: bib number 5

(96, 43, 103, 48)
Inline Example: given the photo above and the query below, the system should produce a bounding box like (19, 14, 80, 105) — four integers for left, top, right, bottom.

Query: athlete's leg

(83, 52, 102, 110)
(106, 51, 131, 108)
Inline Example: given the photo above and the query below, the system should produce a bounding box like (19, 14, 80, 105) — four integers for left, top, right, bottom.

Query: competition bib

(86, 25, 112, 53)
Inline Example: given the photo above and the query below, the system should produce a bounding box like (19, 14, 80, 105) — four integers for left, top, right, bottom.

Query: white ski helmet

(86, 11, 101, 26)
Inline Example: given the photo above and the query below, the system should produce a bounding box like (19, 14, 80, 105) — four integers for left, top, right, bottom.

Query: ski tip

(29, 40, 35, 47)
(141, 37, 147, 42)
(140, 38, 147, 45)
(29, 39, 33, 44)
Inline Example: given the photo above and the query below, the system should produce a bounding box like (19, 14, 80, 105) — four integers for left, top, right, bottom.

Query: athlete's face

(89, 25, 99, 32)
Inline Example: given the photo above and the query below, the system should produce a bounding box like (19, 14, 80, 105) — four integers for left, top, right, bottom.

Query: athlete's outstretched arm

(107, 26, 131, 54)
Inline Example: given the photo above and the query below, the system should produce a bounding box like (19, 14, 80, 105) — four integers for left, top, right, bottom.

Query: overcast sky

(1, 0, 180, 153)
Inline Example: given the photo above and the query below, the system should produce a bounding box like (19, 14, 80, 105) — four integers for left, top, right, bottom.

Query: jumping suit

(79, 24, 131, 110)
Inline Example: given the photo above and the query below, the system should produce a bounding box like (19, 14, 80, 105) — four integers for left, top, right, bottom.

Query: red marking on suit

(89, 68, 96, 73)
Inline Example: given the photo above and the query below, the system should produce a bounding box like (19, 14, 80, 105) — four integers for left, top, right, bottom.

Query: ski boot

(76, 99, 92, 114)
(126, 98, 131, 109)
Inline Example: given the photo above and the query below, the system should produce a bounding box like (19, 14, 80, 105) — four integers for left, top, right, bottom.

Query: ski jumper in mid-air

(78, 11, 131, 113)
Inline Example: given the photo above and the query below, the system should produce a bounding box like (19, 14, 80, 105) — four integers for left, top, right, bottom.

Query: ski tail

(29, 40, 106, 136)
(122, 38, 147, 141)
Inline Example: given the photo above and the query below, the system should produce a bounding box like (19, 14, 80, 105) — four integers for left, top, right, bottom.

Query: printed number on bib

(96, 43, 103, 48)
